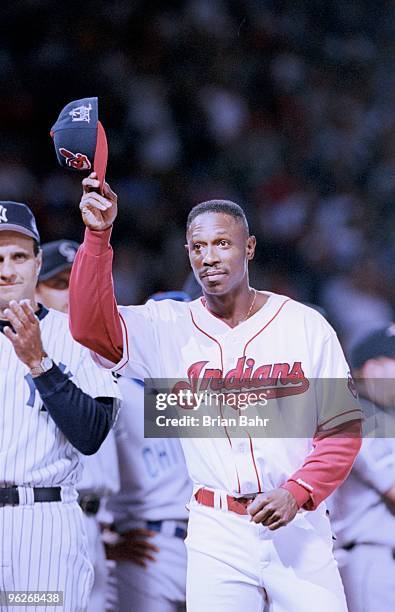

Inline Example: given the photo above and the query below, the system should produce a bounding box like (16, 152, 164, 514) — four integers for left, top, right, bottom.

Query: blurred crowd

(0, 0, 394, 354)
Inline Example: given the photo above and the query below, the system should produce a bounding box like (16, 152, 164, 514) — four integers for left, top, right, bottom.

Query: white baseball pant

(185, 499, 347, 612)
(0, 499, 93, 612)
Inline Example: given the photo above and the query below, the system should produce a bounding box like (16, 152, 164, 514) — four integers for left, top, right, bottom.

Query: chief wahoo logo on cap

(59, 148, 92, 171)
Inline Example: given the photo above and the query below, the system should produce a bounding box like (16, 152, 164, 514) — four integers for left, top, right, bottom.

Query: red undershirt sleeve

(280, 419, 362, 510)
(69, 227, 123, 364)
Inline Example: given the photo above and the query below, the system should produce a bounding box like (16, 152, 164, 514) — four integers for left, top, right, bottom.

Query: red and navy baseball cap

(50, 97, 108, 193)
(0, 201, 40, 243)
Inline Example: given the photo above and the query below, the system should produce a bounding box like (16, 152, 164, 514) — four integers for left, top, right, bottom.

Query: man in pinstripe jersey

(0, 201, 120, 612)
(36, 239, 121, 612)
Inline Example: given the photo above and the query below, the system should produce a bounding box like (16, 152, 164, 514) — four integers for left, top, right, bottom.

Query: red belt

(194, 488, 258, 516)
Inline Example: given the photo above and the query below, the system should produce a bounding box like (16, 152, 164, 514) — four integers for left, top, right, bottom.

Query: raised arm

(69, 172, 123, 364)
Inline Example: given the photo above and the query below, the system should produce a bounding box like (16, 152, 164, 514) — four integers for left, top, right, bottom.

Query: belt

(0, 486, 61, 506)
(78, 493, 101, 516)
(195, 488, 258, 516)
(145, 520, 187, 539)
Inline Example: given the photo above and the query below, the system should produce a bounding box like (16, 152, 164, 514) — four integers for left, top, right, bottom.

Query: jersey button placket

(231, 446, 260, 494)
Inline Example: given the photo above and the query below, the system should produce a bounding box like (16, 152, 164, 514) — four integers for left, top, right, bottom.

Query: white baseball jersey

(96, 292, 361, 497)
(0, 307, 119, 488)
(107, 376, 192, 526)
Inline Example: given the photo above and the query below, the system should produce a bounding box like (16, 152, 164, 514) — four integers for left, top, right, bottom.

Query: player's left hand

(247, 488, 298, 530)
(3, 300, 46, 369)
(104, 528, 160, 567)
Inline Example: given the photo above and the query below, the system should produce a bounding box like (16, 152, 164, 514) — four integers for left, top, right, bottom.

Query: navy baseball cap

(50, 97, 108, 193)
(350, 324, 395, 369)
(149, 290, 191, 302)
(0, 201, 40, 243)
(39, 240, 79, 282)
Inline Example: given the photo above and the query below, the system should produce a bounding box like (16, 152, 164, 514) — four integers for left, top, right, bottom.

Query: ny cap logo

(59, 242, 77, 263)
(69, 103, 92, 123)
(0, 205, 8, 223)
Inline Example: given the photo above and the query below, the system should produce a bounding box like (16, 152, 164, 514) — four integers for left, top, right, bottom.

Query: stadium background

(0, 0, 394, 355)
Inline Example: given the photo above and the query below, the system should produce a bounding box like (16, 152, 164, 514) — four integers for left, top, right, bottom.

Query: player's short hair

(186, 200, 249, 236)
(33, 240, 40, 256)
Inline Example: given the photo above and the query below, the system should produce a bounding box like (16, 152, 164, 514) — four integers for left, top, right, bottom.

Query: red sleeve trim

(112, 312, 130, 372)
(280, 481, 311, 509)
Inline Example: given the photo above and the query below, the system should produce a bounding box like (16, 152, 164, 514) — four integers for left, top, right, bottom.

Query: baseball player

(36, 239, 121, 612)
(0, 201, 119, 612)
(327, 325, 395, 612)
(69, 174, 362, 612)
(105, 291, 192, 612)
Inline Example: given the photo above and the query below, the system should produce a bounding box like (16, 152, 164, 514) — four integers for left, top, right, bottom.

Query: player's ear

(184, 244, 189, 255)
(246, 235, 256, 261)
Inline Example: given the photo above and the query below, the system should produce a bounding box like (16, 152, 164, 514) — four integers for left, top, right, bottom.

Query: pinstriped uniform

(0, 307, 120, 612)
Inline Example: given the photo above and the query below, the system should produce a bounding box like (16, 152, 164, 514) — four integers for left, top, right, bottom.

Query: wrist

(27, 352, 46, 369)
(280, 481, 311, 509)
(29, 354, 53, 378)
(84, 226, 113, 256)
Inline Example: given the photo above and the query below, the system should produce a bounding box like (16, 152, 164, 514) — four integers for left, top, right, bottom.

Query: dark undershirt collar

(0, 303, 49, 333)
